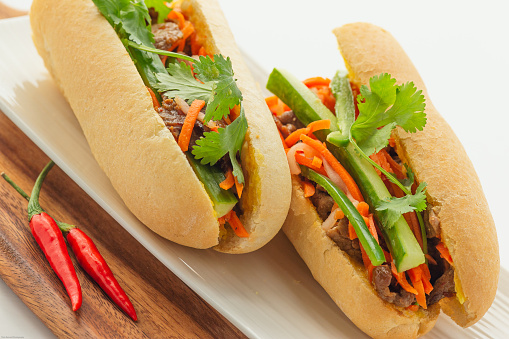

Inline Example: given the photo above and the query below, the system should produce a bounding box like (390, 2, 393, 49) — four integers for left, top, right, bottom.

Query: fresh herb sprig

(154, 55, 243, 122)
(192, 107, 248, 183)
(92, 0, 153, 46)
(328, 73, 428, 229)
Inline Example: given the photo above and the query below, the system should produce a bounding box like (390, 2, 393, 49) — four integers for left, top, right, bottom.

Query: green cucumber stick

(266, 68, 338, 140)
(266, 68, 424, 271)
(187, 154, 237, 218)
(327, 71, 355, 147)
(302, 167, 385, 266)
(331, 145, 424, 272)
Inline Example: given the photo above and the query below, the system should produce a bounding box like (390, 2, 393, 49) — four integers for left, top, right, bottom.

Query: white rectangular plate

(0, 17, 507, 338)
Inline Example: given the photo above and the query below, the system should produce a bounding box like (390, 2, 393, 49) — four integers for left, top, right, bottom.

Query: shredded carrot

(383, 249, 392, 263)
(356, 202, 370, 217)
(300, 134, 364, 202)
(334, 209, 344, 220)
(361, 246, 375, 282)
(178, 99, 205, 152)
(229, 105, 241, 121)
(310, 86, 336, 113)
(177, 21, 195, 52)
(303, 77, 331, 88)
(146, 87, 160, 109)
(436, 242, 453, 264)
(413, 279, 427, 309)
(161, 55, 168, 67)
(285, 128, 310, 147)
(419, 264, 434, 294)
(168, 9, 186, 29)
(382, 149, 405, 179)
(307, 119, 331, 133)
(348, 222, 358, 240)
(367, 215, 379, 243)
(391, 262, 418, 295)
(425, 254, 438, 265)
(190, 33, 201, 55)
(408, 266, 431, 309)
(219, 169, 235, 190)
(266, 96, 290, 115)
(311, 156, 322, 168)
(302, 181, 315, 198)
(228, 211, 249, 238)
(265, 95, 279, 107)
(234, 176, 244, 199)
(349, 215, 371, 240)
(198, 46, 206, 56)
(294, 152, 327, 176)
(370, 150, 392, 176)
(278, 129, 289, 149)
(286, 120, 331, 147)
(403, 211, 423, 250)
(217, 212, 229, 225)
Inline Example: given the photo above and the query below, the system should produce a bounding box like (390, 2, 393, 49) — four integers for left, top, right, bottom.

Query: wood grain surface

(0, 3, 245, 338)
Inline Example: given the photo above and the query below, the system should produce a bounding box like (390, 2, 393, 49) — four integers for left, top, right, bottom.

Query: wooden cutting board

(0, 4, 245, 338)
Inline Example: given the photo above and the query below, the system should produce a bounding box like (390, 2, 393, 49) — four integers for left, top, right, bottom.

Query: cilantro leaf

(384, 82, 427, 133)
(356, 122, 397, 156)
(193, 55, 243, 122)
(350, 73, 426, 156)
(154, 62, 214, 102)
(376, 183, 427, 228)
(192, 107, 248, 184)
(92, 0, 154, 46)
(144, 0, 172, 24)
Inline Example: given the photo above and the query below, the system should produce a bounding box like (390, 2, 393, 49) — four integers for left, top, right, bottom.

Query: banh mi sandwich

(266, 23, 499, 338)
(30, 0, 291, 253)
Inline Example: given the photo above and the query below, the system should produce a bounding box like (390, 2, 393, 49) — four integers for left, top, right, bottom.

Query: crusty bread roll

(30, 0, 291, 253)
(283, 22, 499, 338)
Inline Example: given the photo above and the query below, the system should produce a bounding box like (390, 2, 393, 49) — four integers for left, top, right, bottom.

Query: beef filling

(273, 110, 305, 138)
(326, 218, 362, 263)
(428, 267, 456, 305)
(309, 185, 334, 221)
(424, 206, 442, 239)
(157, 97, 207, 149)
(372, 265, 416, 308)
(152, 22, 183, 51)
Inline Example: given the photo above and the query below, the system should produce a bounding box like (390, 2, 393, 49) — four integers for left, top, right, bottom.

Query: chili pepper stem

(2, 171, 76, 234)
(1, 172, 30, 201)
(28, 161, 55, 220)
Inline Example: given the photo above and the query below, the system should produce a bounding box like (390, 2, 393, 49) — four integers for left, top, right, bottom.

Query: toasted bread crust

(334, 22, 499, 326)
(30, 0, 290, 252)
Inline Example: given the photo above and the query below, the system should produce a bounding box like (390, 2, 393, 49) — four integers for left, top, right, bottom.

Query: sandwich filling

(92, 0, 249, 239)
(267, 71, 457, 311)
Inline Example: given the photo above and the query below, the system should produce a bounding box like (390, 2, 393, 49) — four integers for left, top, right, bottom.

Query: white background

(1, 0, 508, 337)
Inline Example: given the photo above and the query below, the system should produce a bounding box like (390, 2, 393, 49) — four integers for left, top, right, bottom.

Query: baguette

(272, 23, 499, 338)
(30, 0, 291, 253)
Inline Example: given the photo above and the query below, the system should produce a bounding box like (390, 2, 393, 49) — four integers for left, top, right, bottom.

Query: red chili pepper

(26, 162, 82, 311)
(2, 165, 137, 320)
(30, 212, 82, 311)
(66, 228, 137, 321)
